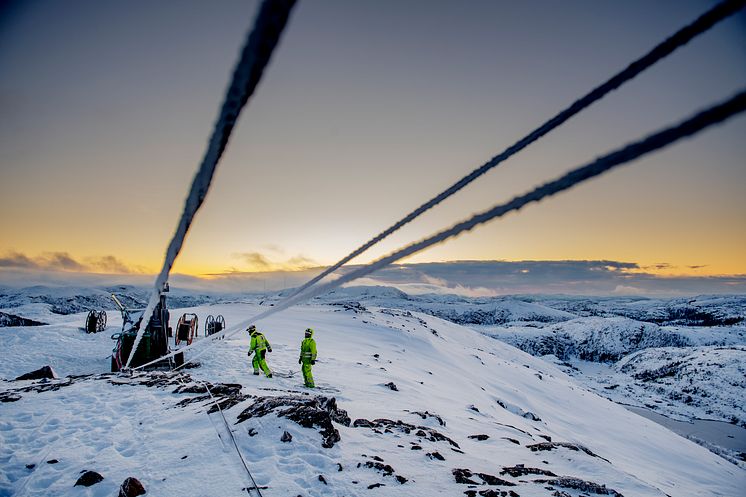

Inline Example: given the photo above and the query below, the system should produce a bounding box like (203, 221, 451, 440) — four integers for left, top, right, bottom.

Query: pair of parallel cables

(128, 0, 746, 371)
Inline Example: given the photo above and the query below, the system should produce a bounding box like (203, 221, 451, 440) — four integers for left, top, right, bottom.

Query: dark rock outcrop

(526, 442, 609, 462)
(452, 468, 515, 487)
(500, 465, 556, 477)
(75, 470, 104, 487)
(468, 434, 490, 441)
(237, 395, 350, 448)
(534, 477, 623, 496)
(173, 381, 248, 413)
(406, 410, 445, 426)
(118, 477, 146, 497)
(353, 418, 459, 448)
(0, 392, 22, 402)
(360, 456, 407, 484)
(0, 311, 46, 327)
(16, 365, 57, 381)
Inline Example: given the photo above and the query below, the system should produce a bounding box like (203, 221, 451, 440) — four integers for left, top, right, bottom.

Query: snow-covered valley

(1, 287, 745, 496)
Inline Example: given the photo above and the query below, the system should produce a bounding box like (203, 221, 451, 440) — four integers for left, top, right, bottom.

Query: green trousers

(301, 360, 314, 388)
(252, 350, 272, 377)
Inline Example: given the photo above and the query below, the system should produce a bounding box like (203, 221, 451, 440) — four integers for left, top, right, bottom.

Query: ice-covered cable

(124, 0, 297, 368)
(135, 89, 746, 371)
(285, 0, 746, 299)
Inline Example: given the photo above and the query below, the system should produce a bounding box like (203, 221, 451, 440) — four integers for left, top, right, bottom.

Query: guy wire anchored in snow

(135, 88, 746, 372)
(285, 0, 746, 300)
(124, 0, 297, 369)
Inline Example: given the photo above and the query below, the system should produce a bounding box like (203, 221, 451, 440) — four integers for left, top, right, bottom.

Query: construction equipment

(205, 314, 226, 338)
(85, 310, 107, 333)
(110, 284, 171, 372)
(175, 313, 198, 346)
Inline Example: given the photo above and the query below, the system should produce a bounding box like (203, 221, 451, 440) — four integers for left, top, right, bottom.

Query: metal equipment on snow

(175, 313, 198, 346)
(85, 310, 107, 333)
(205, 314, 226, 337)
(110, 285, 171, 372)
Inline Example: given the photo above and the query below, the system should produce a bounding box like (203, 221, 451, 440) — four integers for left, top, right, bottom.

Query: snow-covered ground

(1, 295, 745, 496)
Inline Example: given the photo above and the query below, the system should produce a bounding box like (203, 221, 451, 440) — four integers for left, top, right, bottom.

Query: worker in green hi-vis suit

(247, 325, 272, 378)
(298, 327, 317, 388)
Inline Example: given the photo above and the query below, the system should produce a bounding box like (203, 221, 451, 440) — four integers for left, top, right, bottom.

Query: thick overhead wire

(135, 88, 746, 372)
(125, 0, 297, 368)
(286, 0, 746, 299)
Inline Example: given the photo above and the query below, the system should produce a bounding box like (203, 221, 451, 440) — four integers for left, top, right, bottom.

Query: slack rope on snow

(134, 89, 746, 372)
(202, 381, 265, 497)
(285, 0, 746, 299)
(125, 0, 297, 368)
(171, 371, 265, 497)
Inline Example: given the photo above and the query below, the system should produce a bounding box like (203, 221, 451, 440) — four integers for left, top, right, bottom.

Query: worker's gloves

(311, 360, 316, 365)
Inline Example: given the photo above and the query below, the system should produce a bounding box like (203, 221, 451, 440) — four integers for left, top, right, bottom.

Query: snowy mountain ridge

(1, 301, 744, 496)
(0, 284, 239, 316)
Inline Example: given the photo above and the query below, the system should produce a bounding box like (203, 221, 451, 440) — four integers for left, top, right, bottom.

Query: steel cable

(125, 0, 297, 368)
(135, 89, 746, 371)
(286, 0, 746, 299)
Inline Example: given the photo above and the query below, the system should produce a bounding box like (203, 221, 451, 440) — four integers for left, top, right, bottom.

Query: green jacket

(300, 337, 317, 362)
(249, 332, 271, 354)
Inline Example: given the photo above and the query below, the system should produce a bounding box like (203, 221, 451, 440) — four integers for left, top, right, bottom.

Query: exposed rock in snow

(500, 465, 556, 477)
(0, 311, 46, 327)
(15, 365, 57, 381)
(236, 395, 350, 448)
(353, 418, 460, 448)
(534, 476, 623, 496)
(526, 442, 610, 462)
(74, 470, 104, 487)
(118, 477, 146, 497)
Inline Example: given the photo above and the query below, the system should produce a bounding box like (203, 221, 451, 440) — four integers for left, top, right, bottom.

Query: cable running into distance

(286, 0, 745, 300)
(125, 0, 297, 368)
(203, 380, 265, 497)
(135, 88, 746, 371)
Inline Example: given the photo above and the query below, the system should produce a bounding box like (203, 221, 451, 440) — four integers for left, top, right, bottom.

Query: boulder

(74, 470, 103, 487)
(118, 477, 146, 497)
(16, 365, 57, 381)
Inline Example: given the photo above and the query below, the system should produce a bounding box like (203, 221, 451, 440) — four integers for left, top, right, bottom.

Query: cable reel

(205, 314, 226, 338)
(175, 313, 198, 346)
(85, 310, 107, 333)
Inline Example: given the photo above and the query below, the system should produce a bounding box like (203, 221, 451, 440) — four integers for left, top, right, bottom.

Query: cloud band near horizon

(0, 253, 743, 296)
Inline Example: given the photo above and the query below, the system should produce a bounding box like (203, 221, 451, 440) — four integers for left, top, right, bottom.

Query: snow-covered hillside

(1, 302, 744, 496)
(616, 346, 746, 424)
(313, 289, 746, 328)
(0, 285, 231, 316)
(481, 317, 692, 362)
(317, 288, 576, 326)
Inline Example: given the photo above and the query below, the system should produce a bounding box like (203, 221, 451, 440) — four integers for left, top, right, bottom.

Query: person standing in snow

(247, 325, 272, 378)
(299, 327, 317, 388)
